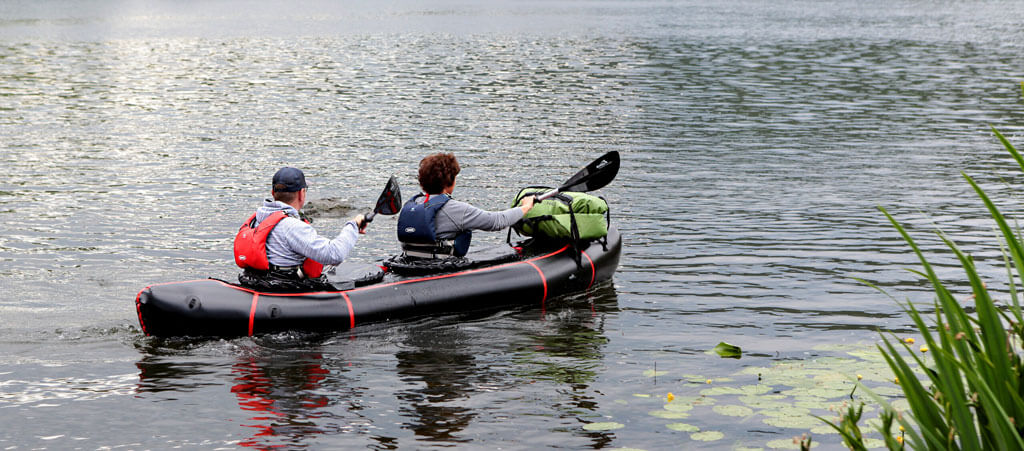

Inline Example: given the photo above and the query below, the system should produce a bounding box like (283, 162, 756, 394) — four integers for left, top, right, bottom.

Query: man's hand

(352, 214, 368, 234)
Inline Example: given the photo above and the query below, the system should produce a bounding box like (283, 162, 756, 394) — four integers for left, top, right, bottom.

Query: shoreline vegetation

(806, 127, 1024, 450)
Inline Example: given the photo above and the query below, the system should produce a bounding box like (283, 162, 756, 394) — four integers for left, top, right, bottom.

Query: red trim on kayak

(248, 293, 260, 336)
(134, 288, 149, 336)
(347, 245, 571, 293)
(525, 261, 547, 306)
(581, 250, 595, 289)
(141, 245, 571, 298)
(341, 292, 355, 329)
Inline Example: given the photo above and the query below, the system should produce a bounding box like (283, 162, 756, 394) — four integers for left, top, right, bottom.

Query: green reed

(817, 128, 1024, 449)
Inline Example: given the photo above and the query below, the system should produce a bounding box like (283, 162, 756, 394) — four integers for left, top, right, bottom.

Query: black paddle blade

(374, 176, 402, 215)
(558, 151, 619, 193)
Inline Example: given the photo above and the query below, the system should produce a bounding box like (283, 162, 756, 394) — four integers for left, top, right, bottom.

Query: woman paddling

(396, 153, 535, 259)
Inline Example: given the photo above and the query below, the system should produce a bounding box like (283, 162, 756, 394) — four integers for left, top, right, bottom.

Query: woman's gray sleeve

(449, 201, 525, 232)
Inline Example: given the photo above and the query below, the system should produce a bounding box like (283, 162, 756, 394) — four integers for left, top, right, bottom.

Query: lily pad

(665, 422, 699, 432)
(583, 422, 625, 431)
(663, 402, 695, 413)
(701, 386, 746, 396)
(812, 372, 850, 384)
(793, 398, 831, 410)
(691, 431, 724, 441)
(863, 438, 886, 448)
(738, 396, 789, 410)
(810, 423, 838, 434)
(666, 395, 715, 406)
(767, 438, 818, 448)
(798, 387, 850, 399)
(760, 407, 811, 418)
(649, 410, 690, 419)
(846, 349, 889, 362)
(713, 404, 754, 417)
(812, 342, 871, 353)
(632, 393, 652, 398)
(739, 385, 774, 395)
(762, 414, 820, 429)
(708, 385, 772, 397)
(870, 385, 905, 397)
(711, 342, 742, 359)
(643, 369, 668, 377)
(891, 399, 911, 411)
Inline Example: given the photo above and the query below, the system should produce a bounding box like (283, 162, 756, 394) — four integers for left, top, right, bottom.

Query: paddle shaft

(535, 189, 561, 201)
(532, 151, 620, 202)
(363, 210, 377, 224)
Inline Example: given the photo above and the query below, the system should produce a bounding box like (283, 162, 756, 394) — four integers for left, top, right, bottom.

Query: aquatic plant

(821, 129, 1024, 449)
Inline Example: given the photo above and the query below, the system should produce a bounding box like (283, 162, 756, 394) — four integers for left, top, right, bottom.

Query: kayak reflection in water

(234, 167, 369, 292)
(396, 153, 535, 259)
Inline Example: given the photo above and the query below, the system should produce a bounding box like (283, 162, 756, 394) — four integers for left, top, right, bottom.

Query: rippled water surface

(3, 1, 1024, 449)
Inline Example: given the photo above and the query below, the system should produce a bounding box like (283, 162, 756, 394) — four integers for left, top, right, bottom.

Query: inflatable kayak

(135, 227, 621, 338)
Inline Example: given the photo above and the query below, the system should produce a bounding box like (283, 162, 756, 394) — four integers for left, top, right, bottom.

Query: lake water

(3, 1, 1024, 449)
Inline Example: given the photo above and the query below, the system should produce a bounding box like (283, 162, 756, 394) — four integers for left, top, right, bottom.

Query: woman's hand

(519, 195, 536, 214)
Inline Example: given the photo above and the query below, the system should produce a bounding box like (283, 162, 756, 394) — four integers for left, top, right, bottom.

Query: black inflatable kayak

(135, 227, 621, 338)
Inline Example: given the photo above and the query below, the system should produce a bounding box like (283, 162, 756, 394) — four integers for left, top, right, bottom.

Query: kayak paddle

(359, 176, 402, 228)
(536, 151, 620, 201)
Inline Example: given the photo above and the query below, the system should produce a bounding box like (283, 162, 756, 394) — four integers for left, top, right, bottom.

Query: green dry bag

(511, 187, 609, 241)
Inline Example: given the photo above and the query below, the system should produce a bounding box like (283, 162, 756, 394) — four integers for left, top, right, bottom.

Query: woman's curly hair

(418, 153, 461, 194)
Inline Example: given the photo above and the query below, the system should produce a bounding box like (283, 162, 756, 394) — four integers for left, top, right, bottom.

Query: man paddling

(234, 167, 368, 291)
(397, 153, 535, 259)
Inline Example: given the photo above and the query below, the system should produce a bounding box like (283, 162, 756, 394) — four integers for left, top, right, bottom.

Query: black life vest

(396, 193, 472, 258)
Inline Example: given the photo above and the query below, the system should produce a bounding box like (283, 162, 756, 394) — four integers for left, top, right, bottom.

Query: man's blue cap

(272, 167, 307, 192)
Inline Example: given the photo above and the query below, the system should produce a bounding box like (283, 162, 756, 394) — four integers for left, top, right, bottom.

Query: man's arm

(282, 218, 360, 265)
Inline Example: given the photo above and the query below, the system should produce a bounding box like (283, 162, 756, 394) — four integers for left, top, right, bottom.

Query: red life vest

(233, 211, 324, 279)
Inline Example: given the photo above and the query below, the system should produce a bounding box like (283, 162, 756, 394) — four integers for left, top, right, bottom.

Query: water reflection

(512, 288, 619, 449)
(231, 352, 331, 448)
(129, 287, 619, 448)
(394, 330, 478, 443)
(134, 339, 343, 449)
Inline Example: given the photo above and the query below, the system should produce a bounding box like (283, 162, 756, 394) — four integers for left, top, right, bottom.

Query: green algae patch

(691, 430, 724, 441)
(583, 422, 624, 431)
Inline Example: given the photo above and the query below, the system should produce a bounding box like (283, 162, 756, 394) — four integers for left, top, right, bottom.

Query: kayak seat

(383, 243, 521, 276)
(325, 262, 387, 290)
